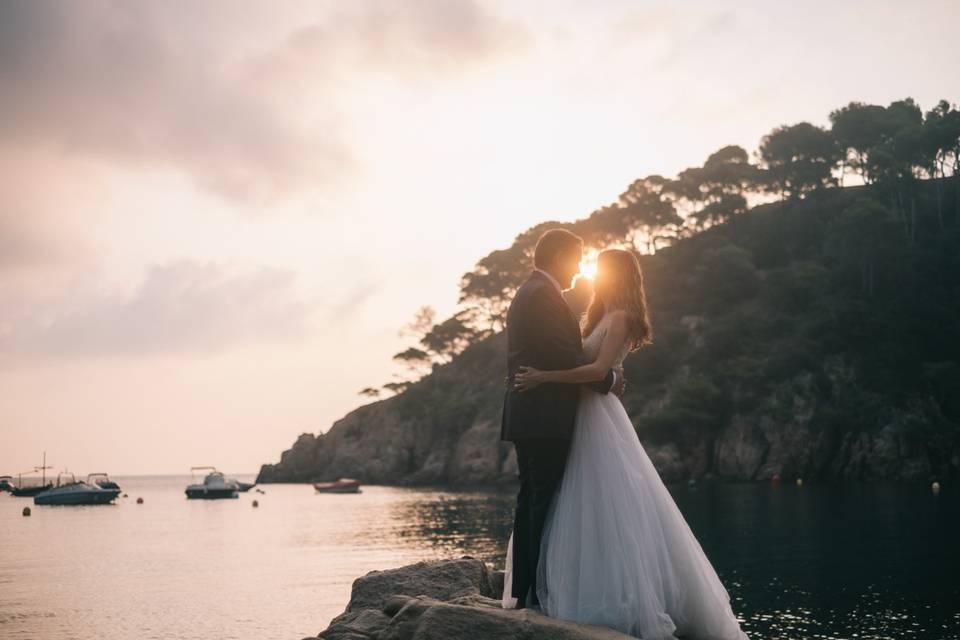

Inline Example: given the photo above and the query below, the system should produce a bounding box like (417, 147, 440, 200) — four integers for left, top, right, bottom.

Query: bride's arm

(514, 311, 628, 390)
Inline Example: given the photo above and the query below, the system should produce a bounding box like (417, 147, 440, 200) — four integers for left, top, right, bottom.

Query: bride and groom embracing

(499, 228, 749, 640)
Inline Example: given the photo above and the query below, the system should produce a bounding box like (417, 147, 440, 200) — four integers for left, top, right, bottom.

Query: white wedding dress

(501, 312, 749, 640)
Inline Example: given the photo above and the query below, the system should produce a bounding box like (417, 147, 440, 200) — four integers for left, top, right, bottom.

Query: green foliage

(368, 96, 960, 442)
(640, 375, 729, 443)
(758, 122, 841, 199)
(695, 244, 760, 311)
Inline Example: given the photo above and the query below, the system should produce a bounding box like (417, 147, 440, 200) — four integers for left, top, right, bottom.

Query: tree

(830, 102, 889, 184)
(420, 312, 478, 362)
(618, 175, 683, 252)
(694, 145, 757, 226)
(358, 387, 381, 399)
(382, 380, 413, 396)
(458, 243, 531, 332)
(392, 346, 432, 377)
(758, 122, 841, 200)
(400, 306, 436, 339)
(825, 197, 902, 297)
(923, 100, 960, 227)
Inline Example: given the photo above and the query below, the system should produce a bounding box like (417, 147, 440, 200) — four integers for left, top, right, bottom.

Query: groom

(500, 228, 624, 608)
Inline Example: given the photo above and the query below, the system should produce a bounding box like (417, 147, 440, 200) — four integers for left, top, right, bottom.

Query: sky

(1, 0, 958, 476)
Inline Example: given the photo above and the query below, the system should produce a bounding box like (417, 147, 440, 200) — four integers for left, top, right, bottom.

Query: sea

(0, 476, 957, 640)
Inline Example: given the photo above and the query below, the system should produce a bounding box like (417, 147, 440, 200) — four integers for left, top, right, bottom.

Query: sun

(577, 248, 600, 281)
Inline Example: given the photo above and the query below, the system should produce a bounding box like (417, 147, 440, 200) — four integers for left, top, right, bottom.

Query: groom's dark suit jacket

(500, 270, 615, 441)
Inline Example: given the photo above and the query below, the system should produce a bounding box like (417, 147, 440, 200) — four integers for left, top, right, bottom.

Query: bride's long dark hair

(581, 249, 653, 351)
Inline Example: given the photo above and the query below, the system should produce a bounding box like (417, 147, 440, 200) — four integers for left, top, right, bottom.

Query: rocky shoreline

(309, 558, 635, 640)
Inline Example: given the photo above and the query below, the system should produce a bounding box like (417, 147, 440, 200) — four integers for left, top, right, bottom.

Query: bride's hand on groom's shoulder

(514, 366, 547, 392)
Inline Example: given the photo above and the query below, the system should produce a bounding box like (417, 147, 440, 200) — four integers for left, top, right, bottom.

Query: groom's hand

(612, 367, 626, 397)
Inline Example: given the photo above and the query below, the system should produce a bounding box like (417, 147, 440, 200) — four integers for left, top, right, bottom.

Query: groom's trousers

(511, 437, 571, 607)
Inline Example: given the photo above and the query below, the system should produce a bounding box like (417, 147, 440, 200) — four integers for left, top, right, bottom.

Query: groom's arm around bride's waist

(510, 287, 616, 395)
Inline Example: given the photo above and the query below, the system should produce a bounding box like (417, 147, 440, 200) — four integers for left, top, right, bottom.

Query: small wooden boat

(8, 452, 54, 497)
(314, 478, 362, 494)
(10, 483, 53, 497)
(235, 480, 256, 492)
(185, 467, 239, 500)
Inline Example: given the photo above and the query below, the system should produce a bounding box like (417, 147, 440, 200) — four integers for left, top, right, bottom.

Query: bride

(501, 249, 749, 640)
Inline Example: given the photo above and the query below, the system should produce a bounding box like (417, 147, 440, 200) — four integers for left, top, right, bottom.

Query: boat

(313, 478, 362, 494)
(235, 480, 256, 492)
(185, 467, 239, 500)
(86, 472, 121, 491)
(34, 472, 121, 506)
(8, 452, 54, 497)
(9, 483, 53, 497)
(0, 476, 12, 492)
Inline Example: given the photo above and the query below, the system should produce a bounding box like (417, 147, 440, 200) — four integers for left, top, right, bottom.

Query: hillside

(258, 181, 960, 485)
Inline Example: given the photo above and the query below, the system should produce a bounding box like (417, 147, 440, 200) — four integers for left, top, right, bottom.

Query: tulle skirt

(502, 389, 749, 640)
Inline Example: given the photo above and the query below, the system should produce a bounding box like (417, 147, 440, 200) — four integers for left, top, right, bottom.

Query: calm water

(1, 477, 957, 639)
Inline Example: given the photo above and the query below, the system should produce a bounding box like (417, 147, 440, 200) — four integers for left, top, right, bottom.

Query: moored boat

(87, 472, 121, 491)
(34, 473, 121, 506)
(8, 452, 54, 497)
(9, 484, 53, 497)
(185, 467, 239, 500)
(235, 480, 256, 492)
(314, 478, 362, 494)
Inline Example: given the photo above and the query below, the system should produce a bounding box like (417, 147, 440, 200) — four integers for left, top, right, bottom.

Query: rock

(320, 609, 392, 639)
(449, 421, 509, 484)
(314, 559, 636, 640)
(489, 569, 505, 596)
(714, 416, 768, 479)
(345, 558, 496, 613)
(378, 596, 635, 640)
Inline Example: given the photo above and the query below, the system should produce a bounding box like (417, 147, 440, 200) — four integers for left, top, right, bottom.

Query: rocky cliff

(258, 335, 957, 487)
(259, 189, 960, 486)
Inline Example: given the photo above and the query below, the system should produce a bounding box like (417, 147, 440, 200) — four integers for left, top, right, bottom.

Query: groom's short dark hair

(534, 228, 583, 268)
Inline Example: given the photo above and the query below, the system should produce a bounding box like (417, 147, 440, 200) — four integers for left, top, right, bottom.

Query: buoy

(772, 474, 781, 483)
(122, 493, 128, 498)
(932, 481, 941, 494)
(136, 497, 144, 504)
(22, 507, 31, 517)
(252, 500, 259, 508)
(796, 477, 804, 486)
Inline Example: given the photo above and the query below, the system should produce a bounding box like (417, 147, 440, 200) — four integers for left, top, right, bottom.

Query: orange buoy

(252, 500, 259, 508)
(22, 507, 31, 517)
(771, 474, 781, 483)
(136, 497, 144, 504)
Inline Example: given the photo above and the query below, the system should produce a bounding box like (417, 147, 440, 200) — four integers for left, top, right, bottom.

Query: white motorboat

(185, 467, 239, 500)
(34, 472, 121, 506)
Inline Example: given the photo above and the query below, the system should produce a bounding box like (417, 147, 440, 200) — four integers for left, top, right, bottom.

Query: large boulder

(345, 558, 497, 613)
(315, 558, 636, 640)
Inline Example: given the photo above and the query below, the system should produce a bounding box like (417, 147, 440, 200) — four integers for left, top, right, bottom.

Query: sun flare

(577, 248, 600, 281)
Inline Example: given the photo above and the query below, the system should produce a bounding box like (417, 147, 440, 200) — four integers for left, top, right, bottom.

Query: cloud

(259, 1, 530, 85)
(0, 148, 106, 283)
(0, 1, 529, 205)
(0, 259, 322, 358)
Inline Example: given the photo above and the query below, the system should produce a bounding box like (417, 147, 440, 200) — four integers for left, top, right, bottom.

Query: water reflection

(1, 479, 957, 640)
(385, 489, 515, 564)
